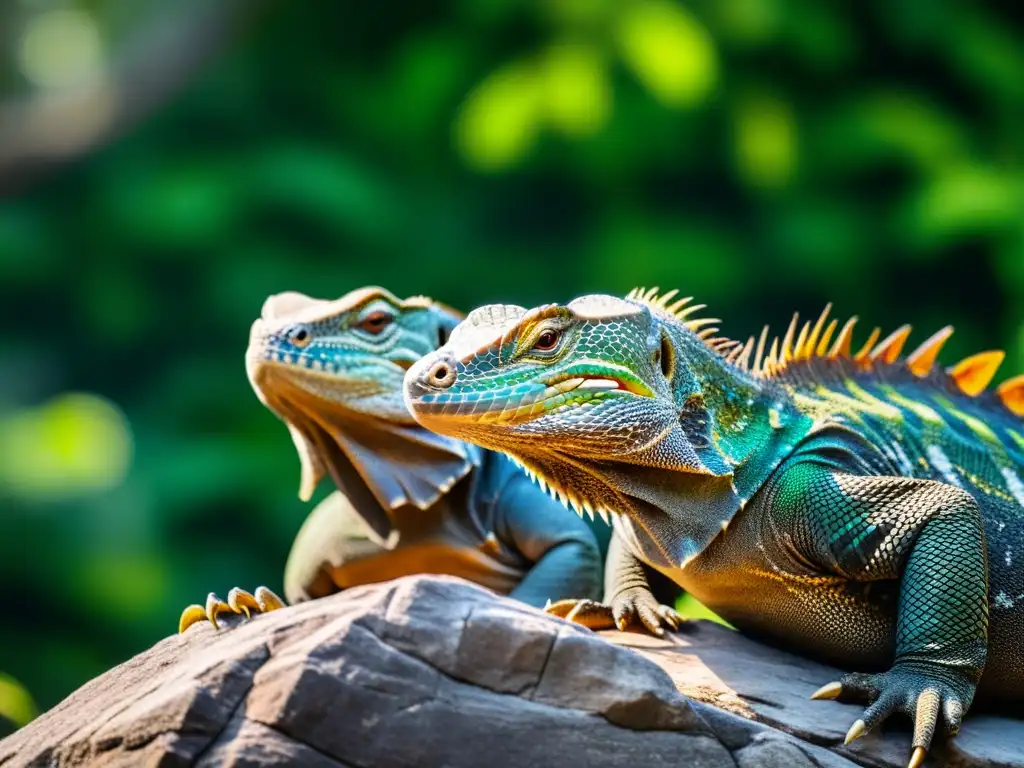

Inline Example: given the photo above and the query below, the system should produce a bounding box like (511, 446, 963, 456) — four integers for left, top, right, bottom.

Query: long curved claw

(254, 586, 285, 612)
(655, 604, 682, 631)
(543, 598, 582, 619)
(812, 666, 973, 766)
(564, 599, 618, 630)
(178, 585, 287, 634)
(844, 719, 866, 745)
(205, 592, 231, 630)
(227, 588, 260, 619)
(179, 604, 207, 634)
(810, 681, 843, 700)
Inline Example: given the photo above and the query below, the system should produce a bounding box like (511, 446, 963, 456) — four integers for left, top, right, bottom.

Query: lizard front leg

(767, 463, 988, 768)
(178, 586, 285, 633)
(492, 467, 604, 608)
(546, 530, 682, 636)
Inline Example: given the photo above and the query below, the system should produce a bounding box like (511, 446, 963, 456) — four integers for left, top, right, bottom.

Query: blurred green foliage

(1, 0, 1022, 726)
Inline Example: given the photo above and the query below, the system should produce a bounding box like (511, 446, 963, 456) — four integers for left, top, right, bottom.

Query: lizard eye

(289, 327, 312, 347)
(533, 329, 560, 352)
(358, 311, 394, 335)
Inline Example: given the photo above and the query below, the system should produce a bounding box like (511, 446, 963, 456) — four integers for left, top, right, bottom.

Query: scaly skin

(178, 287, 603, 633)
(403, 289, 1024, 767)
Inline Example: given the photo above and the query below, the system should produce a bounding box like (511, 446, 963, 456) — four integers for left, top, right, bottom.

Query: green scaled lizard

(178, 286, 603, 632)
(403, 287, 1024, 768)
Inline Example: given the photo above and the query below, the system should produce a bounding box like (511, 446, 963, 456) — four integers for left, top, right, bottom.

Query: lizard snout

(406, 353, 458, 397)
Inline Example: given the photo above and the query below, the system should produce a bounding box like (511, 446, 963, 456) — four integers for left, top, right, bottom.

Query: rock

(0, 576, 728, 768)
(0, 575, 1020, 768)
(605, 619, 1024, 768)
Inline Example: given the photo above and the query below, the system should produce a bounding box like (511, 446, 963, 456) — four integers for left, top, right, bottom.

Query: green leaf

(0, 673, 37, 729)
(905, 165, 1021, 247)
(540, 42, 611, 137)
(733, 92, 797, 189)
(615, 0, 718, 108)
(0, 393, 133, 502)
(455, 58, 543, 171)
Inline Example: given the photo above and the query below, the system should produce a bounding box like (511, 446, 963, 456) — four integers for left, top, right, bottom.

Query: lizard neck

(665, 323, 814, 503)
(288, 393, 482, 519)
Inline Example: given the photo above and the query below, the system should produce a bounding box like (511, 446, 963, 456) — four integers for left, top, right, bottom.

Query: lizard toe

(545, 598, 617, 630)
(255, 585, 286, 612)
(178, 604, 208, 634)
(178, 586, 285, 634)
(204, 592, 231, 630)
(828, 663, 975, 765)
(610, 588, 681, 637)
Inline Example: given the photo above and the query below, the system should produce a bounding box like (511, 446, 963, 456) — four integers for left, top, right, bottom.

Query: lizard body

(403, 288, 1024, 766)
(178, 287, 602, 632)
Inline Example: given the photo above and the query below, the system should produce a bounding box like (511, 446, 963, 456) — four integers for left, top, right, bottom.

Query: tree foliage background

(1, 0, 1022, 731)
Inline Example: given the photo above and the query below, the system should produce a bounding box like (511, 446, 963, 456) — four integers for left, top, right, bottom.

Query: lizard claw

(178, 585, 286, 634)
(809, 680, 843, 700)
(811, 664, 975, 768)
(544, 598, 617, 631)
(610, 587, 683, 636)
(844, 718, 866, 745)
(544, 591, 683, 637)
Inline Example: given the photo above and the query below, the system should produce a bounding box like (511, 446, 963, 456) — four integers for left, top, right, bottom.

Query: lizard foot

(545, 589, 682, 637)
(810, 663, 976, 768)
(178, 586, 285, 634)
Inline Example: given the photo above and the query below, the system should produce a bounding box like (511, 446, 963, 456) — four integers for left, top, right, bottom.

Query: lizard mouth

(467, 373, 653, 426)
(548, 375, 652, 397)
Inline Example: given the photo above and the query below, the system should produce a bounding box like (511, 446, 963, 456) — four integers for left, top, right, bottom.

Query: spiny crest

(626, 286, 736, 354)
(505, 453, 618, 525)
(743, 304, 1020, 414)
(627, 287, 1022, 415)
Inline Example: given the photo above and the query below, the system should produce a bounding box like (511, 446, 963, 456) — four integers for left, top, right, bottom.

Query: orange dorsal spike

(906, 326, 954, 377)
(869, 325, 912, 364)
(794, 321, 812, 360)
(816, 318, 838, 357)
(949, 351, 1005, 396)
(805, 304, 832, 357)
(766, 338, 780, 372)
(828, 317, 859, 358)
(853, 327, 881, 363)
(752, 325, 769, 373)
(780, 314, 799, 362)
(997, 373, 1024, 416)
(735, 336, 755, 369)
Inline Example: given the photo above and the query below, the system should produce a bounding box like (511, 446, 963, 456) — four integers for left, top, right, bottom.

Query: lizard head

(247, 286, 464, 504)
(248, 286, 460, 424)
(403, 294, 681, 462)
(403, 289, 802, 565)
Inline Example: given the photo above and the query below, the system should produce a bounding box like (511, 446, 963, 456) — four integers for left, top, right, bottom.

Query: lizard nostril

(426, 360, 457, 389)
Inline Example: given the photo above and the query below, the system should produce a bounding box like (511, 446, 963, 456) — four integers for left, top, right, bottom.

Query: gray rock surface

(611, 619, 1024, 768)
(0, 575, 1019, 767)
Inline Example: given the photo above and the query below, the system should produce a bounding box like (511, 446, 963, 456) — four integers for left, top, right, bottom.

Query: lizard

(402, 286, 1024, 768)
(178, 286, 605, 633)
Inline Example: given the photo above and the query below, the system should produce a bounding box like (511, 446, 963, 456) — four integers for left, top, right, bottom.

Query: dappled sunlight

(0, 673, 37, 730)
(455, 1, 717, 171)
(18, 9, 107, 91)
(733, 92, 797, 189)
(0, 393, 133, 502)
(614, 0, 717, 108)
